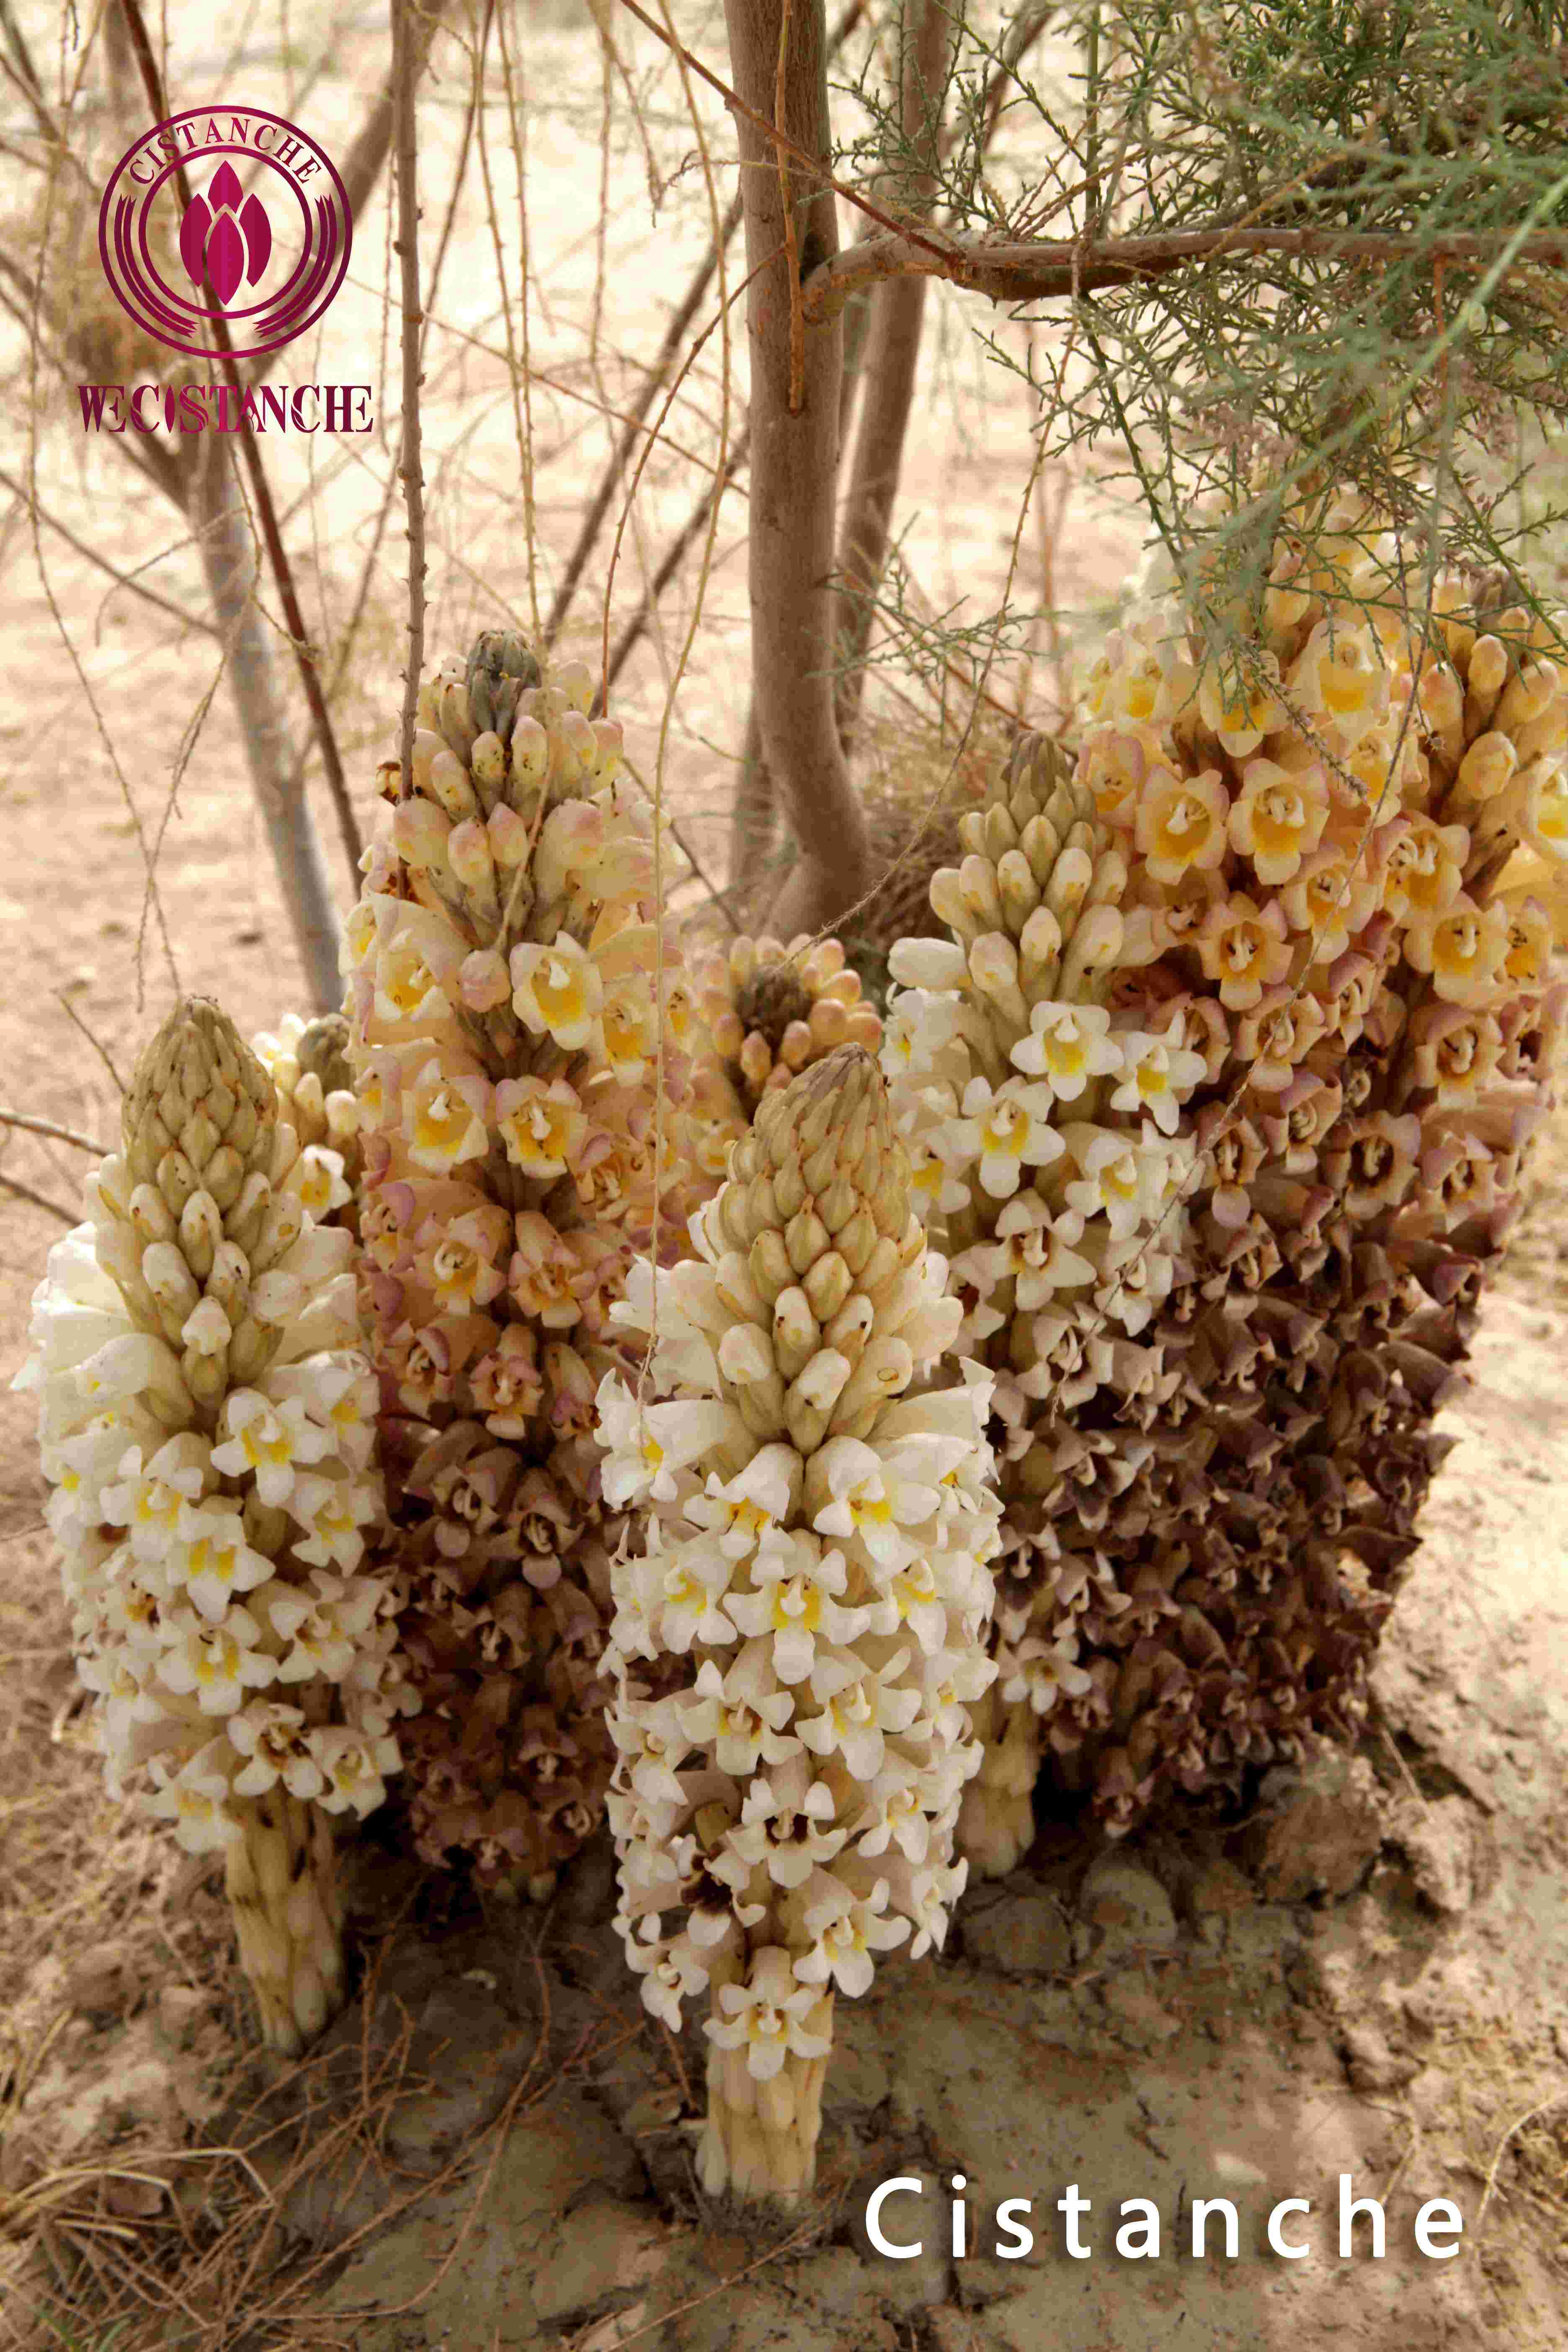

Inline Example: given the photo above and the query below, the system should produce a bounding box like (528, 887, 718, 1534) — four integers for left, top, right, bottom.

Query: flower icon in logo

(178, 161, 272, 307)
(101, 108, 351, 359)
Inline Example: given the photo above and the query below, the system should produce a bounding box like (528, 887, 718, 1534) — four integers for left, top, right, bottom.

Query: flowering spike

(885, 492, 1566, 1863)
(598, 1044, 1001, 2201)
(12, 998, 401, 2055)
(347, 629, 715, 1893)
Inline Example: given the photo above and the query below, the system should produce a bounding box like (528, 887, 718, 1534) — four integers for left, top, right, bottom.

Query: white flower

(1060, 1125, 1163, 1241)
(794, 1645, 921, 1780)
(266, 1571, 381, 1685)
(227, 1700, 323, 1798)
(610, 1694, 693, 1808)
(55, 1334, 181, 1441)
(685, 1445, 800, 1558)
(595, 1376, 739, 1507)
(942, 1075, 1065, 1199)
(155, 1604, 277, 1715)
(264, 1355, 379, 1473)
(100, 1432, 212, 1558)
(715, 1758, 846, 1889)
(861, 1555, 947, 1653)
(880, 988, 966, 1081)
(306, 1724, 402, 1816)
(1008, 1001, 1122, 1098)
(101, 1557, 165, 1664)
(43, 1414, 156, 1545)
(655, 1537, 738, 1653)
(895, 1858, 970, 1960)
(793, 1874, 910, 1997)
(147, 1741, 244, 1854)
(211, 1389, 333, 1508)
(723, 1534, 865, 1683)
(679, 1648, 800, 1776)
(808, 1437, 939, 1576)
(904, 1128, 972, 1222)
(286, 1471, 380, 1571)
(172, 1501, 276, 1622)
(852, 1756, 939, 1864)
(703, 1946, 833, 2081)
(990, 1190, 1096, 1305)
(636, 1935, 711, 2030)
(1106, 1015, 1207, 1136)
(285, 1145, 352, 1221)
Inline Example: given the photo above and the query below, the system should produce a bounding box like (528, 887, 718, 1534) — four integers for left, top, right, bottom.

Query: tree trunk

(195, 446, 343, 1014)
(726, 284, 873, 900)
(722, 0, 872, 936)
(832, 0, 949, 753)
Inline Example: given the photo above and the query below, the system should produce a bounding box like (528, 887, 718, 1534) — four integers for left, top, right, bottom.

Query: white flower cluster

(11, 1007, 410, 1865)
(879, 757, 1204, 1412)
(593, 1046, 1001, 2200)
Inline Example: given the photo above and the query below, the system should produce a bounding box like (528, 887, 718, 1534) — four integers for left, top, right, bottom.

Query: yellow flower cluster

(345, 630, 710, 1893)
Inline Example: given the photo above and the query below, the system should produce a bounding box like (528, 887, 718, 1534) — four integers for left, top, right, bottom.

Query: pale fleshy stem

(225, 1789, 346, 2057)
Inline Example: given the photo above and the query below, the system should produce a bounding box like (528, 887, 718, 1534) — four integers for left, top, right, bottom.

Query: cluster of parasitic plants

(883, 489, 1567, 1868)
(12, 512, 1565, 2190)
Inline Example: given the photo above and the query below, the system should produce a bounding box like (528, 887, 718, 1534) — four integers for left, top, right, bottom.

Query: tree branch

(549, 188, 745, 650)
(0, 1107, 107, 1154)
(194, 442, 343, 1011)
(722, 0, 871, 934)
(802, 221, 1568, 322)
(392, 0, 427, 804)
(0, 1170, 77, 1224)
(831, 0, 950, 752)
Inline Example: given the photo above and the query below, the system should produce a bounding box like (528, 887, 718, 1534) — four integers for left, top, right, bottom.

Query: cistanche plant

(12, 1001, 405, 2054)
(596, 1043, 1002, 2200)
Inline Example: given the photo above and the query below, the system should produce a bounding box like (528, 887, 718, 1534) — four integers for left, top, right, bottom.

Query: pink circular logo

(98, 108, 352, 361)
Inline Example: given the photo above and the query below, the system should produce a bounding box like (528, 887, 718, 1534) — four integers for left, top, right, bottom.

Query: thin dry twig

(602, 426, 750, 700)
(0, 464, 218, 642)
(546, 187, 744, 648)
(1475, 2082, 1568, 2237)
(0, 1170, 77, 1224)
(614, 0, 958, 264)
(54, 996, 126, 1097)
(0, 1106, 108, 1155)
(392, 0, 428, 804)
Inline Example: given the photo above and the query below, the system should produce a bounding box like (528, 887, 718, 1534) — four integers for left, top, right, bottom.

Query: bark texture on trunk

(196, 446, 343, 1014)
(723, 0, 872, 936)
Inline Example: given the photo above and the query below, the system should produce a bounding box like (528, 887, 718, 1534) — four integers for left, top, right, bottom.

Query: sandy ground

(2, 0, 1567, 2344)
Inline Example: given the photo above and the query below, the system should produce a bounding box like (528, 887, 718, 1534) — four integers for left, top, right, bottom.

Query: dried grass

(0, 1910, 631, 2352)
